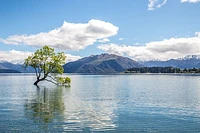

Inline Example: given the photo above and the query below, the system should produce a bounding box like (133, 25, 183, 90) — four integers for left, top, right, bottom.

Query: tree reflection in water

(24, 85, 117, 132)
(24, 86, 66, 130)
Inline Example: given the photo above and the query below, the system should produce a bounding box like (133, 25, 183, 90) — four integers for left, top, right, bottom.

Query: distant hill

(63, 53, 143, 73)
(0, 61, 34, 73)
(141, 55, 200, 69)
(0, 69, 21, 73)
(0, 64, 8, 69)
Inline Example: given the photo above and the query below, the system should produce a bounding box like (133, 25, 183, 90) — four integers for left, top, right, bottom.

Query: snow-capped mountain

(141, 55, 200, 69)
(177, 55, 200, 60)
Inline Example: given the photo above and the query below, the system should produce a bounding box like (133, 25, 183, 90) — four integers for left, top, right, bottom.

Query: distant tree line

(125, 67, 200, 73)
(0, 69, 21, 73)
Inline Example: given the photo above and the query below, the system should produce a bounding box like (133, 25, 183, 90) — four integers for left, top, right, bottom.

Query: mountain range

(1, 54, 200, 73)
(63, 53, 143, 73)
(0, 61, 34, 73)
(140, 55, 200, 69)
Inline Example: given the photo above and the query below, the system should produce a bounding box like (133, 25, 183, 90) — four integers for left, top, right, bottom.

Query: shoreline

(1, 73, 200, 76)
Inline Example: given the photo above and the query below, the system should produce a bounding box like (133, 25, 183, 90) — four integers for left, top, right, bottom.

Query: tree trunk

(34, 80, 40, 86)
(34, 78, 45, 86)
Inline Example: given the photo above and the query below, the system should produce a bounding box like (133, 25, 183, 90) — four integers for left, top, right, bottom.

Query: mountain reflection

(24, 86, 65, 124)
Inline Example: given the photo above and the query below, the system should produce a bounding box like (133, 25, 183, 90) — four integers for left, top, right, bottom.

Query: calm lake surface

(1, 74, 200, 132)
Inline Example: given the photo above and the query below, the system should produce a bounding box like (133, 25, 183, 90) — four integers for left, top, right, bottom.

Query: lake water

(1, 74, 200, 132)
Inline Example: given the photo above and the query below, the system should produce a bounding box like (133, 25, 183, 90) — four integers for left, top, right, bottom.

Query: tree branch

(47, 75, 57, 82)
(34, 68, 39, 79)
(45, 79, 57, 85)
(43, 62, 46, 78)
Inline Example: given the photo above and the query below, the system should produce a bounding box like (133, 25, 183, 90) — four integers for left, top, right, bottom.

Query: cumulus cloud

(0, 50, 32, 64)
(98, 38, 110, 43)
(0, 19, 118, 50)
(65, 54, 82, 62)
(0, 50, 81, 64)
(181, 0, 200, 3)
(195, 32, 200, 37)
(98, 32, 200, 61)
(148, 0, 167, 10)
(118, 38, 124, 41)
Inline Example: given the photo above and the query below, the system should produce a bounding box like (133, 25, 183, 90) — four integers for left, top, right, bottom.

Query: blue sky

(0, 0, 200, 63)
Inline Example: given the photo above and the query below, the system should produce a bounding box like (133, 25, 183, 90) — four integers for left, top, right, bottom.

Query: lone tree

(24, 45, 70, 86)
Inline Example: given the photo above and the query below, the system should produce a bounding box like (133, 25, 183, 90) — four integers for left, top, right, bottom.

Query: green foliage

(56, 77, 71, 86)
(24, 45, 70, 86)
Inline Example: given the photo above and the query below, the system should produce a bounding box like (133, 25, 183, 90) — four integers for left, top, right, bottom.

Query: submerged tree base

(33, 76, 71, 86)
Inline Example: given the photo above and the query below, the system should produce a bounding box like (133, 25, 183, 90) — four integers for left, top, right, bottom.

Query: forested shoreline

(125, 67, 200, 73)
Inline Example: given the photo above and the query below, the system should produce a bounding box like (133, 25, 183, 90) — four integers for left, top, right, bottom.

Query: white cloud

(181, 0, 200, 3)
(0, 50, 81, 64)
(135, 43, 139, 45)
(0, 50, 32, 64)
(118, 38, 124, 41)
(0, 19, 118, 50)
(65, 54, 82, 62)
(98, 38, 110, 43)
(148, 0, 200, 10)
(98, 32, 200, 61)
(195, 32, 200, 37)
(148, 0, 167, 10)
